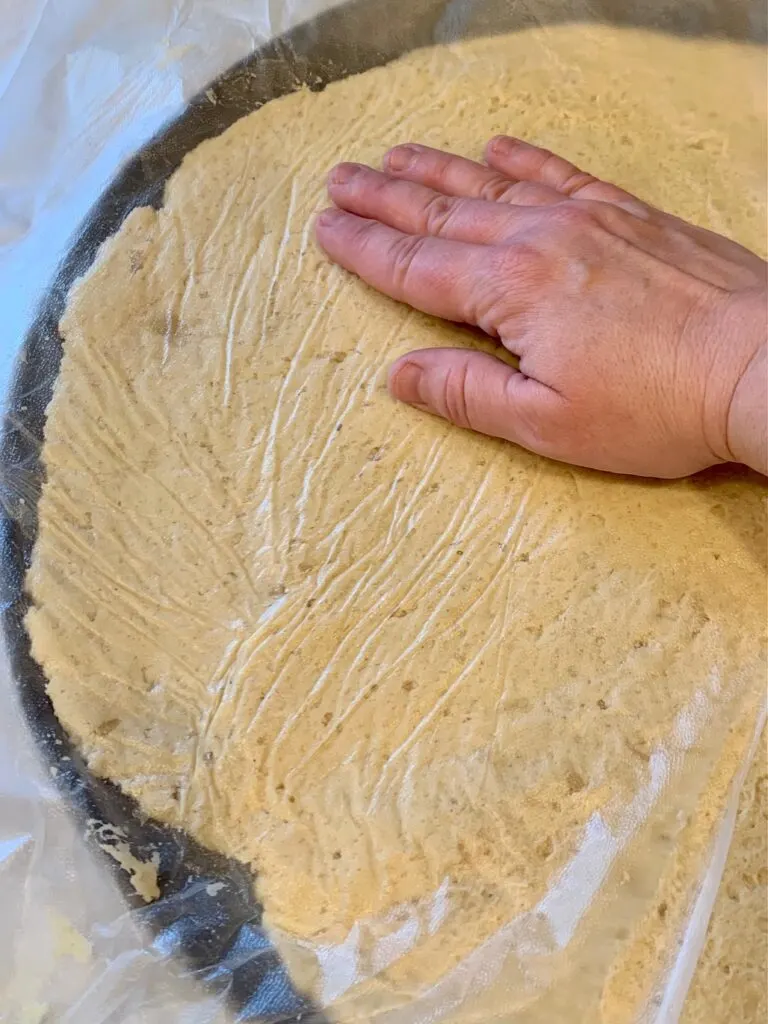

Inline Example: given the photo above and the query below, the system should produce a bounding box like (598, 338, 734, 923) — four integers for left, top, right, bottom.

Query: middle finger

(383, 143, 564, 207)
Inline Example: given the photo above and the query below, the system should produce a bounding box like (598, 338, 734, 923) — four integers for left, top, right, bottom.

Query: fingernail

(389, 361, 423, 404)
(316, 208, 345, 229)
(329, 162, 362, 186)
(488, 135, 516, 154)
(385, 145, 420, 173)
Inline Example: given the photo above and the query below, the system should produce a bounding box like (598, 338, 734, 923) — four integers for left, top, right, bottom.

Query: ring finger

(328, 162, 539, 245)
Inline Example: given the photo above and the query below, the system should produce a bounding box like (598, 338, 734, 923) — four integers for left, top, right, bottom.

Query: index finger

(315, 207, 504, 326)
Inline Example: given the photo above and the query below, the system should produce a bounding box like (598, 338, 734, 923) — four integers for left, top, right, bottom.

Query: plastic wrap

(0, 2, 766, 1022)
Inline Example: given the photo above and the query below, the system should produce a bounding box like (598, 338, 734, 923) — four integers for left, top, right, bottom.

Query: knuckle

(354, 218, 377, 250)
(376, 171, 399, 197)
(536, 149, 558, 172)
(492, 241, 544, 280)
(432, 151, 455, 180)
(584, 198, 636, 235)
(441, 362, 471, 429)
(549, 202, 597, 233)
(512, 400, 565, 455)
(504, 181, 545, 205)
(616, 196, 652, 220)
(423, 193, 460, 235)
(472, 244, 545, 330)
(390, 233, 425, 288)
(529, 149, 563, 184)
(538, 150, 576, 186)
(479, 176, 518, 203)
(559, 170, 598, 196)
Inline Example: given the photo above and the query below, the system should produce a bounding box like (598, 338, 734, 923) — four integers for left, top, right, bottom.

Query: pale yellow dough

(27, 25, 766, 1023)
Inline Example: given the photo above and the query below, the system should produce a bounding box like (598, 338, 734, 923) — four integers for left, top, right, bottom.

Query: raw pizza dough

(27, 24, 766, 1023)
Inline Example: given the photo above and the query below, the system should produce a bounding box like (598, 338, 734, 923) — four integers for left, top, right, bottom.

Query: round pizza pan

(0, 0, 763, 1020)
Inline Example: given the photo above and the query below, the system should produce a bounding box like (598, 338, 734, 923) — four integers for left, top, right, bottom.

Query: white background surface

(0, 0, 348, 397)
(0, 4, 345, 1020)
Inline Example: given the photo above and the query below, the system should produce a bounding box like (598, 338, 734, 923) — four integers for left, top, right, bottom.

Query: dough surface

(27, 25, 766, 1022)
(682, 730, 767, 1024)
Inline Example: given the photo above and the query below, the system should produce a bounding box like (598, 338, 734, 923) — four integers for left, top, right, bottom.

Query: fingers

(388, 347, 564, 454)
(486, 135, 649, 216)
(486, 136, 599, 196)
(479, 137, 758, 285)
(383, 143, 563, 207)
(316, 208, 498, 323)
(328, 162, 532, 245)
(664, 211, 768, 271)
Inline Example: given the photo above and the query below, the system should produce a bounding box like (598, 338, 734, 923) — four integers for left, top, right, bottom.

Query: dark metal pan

(1, 1, 763, 1019)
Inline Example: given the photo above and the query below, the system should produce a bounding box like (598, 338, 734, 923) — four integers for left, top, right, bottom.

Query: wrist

(728, 337, 767, 475)
(702, 288, 767, 476)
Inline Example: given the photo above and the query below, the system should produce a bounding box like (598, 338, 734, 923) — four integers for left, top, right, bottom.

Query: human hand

(316, 137, 767, 478)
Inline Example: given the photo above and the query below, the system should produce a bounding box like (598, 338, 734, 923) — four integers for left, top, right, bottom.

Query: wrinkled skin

(316, 136, 767, 478)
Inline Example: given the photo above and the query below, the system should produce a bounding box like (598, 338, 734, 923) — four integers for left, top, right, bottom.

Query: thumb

(388, 348, 560, 453)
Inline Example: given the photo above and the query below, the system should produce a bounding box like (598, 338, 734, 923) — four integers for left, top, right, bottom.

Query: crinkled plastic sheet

(0, 1, 766, 1022)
